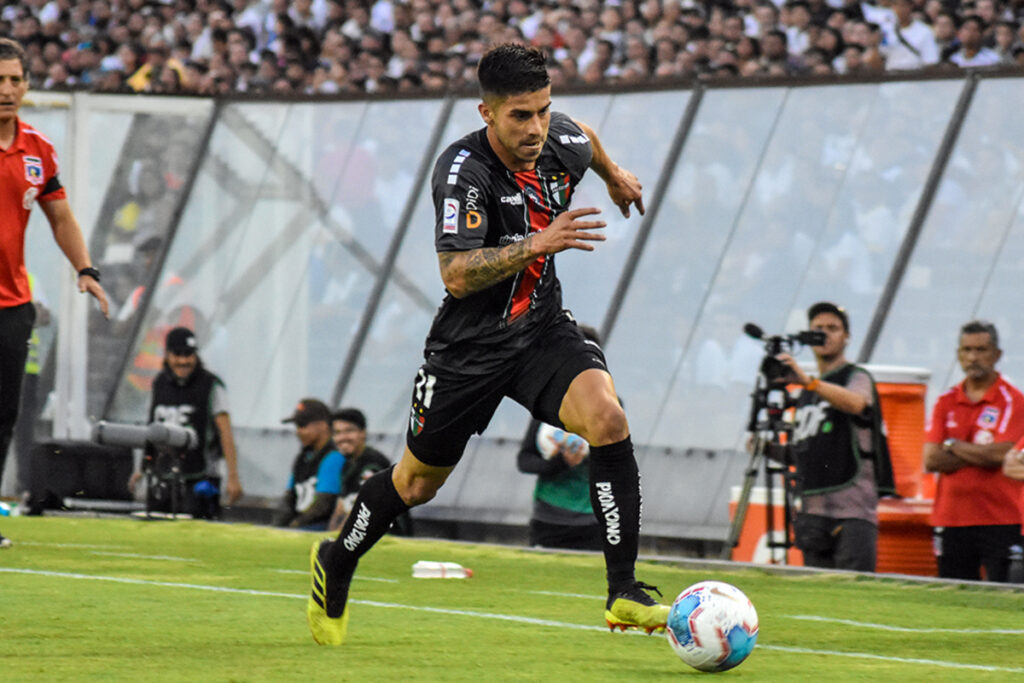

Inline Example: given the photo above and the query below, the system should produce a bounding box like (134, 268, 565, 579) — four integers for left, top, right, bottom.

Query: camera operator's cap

(165, 326, 198, 355)
(282, 398, 332, 426)
(807, 301, 849, 332)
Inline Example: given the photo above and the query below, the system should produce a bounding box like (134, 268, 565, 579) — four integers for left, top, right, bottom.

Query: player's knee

(579, 400, 628, 446)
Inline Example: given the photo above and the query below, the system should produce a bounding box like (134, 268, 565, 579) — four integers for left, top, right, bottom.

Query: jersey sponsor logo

(974, 429, 994, 445)
(499, 234, 525, 246)
(500, 194, 523, 205)
(442, 198, 459, 234)
(23, 156, 43, 185)
(464, 184, 481, 210)
(294, 477, 318, 512)
(792, 400, 830, 443)
(22, 187, 39, 210)
(153, 404, 196, 428)
(594, 482, 621, 545)
(977, 406, 999, 429)
(446, 148, 470, 185)
(558, 133, 589, 145)
(466, 211, 481, 229)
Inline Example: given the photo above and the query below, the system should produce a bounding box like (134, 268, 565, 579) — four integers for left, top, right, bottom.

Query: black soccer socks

(588, 436, 641, 591)
(323, 465, 409, 616)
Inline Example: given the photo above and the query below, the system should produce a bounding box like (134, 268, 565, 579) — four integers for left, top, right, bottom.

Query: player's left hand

(79, 274, 110, 319)
(605, 165, 645, 218)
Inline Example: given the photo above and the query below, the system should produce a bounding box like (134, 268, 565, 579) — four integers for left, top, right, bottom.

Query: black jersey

(425, 112, 593, 373)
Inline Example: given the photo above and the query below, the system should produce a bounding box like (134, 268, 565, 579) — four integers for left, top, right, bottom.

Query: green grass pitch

(1, 516, 1022, 681)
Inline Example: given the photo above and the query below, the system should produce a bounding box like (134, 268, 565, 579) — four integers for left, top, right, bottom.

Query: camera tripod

(722, 366, 800, 563)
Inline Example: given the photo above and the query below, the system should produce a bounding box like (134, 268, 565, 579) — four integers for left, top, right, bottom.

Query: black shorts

(406, 313, 607, 467)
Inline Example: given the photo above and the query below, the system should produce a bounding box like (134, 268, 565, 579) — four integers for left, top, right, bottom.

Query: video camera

(743, 323, 826, 383)
(92, 421, 201, 517)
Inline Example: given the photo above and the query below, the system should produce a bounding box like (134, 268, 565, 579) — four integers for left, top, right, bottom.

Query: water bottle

(1008, 544, 1024, 584)
(412, 561, 473, 579)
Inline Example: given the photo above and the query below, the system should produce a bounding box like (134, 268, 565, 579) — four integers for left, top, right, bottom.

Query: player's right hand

(535, 207, 606, 254)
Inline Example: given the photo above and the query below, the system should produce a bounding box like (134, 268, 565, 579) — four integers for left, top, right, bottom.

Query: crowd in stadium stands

(2, 0, 1023, 97)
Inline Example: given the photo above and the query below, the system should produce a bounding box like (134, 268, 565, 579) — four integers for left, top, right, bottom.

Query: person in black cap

(275, 398, 344, 530)
(773, 302, 895, 571)
(128, 326, 243, 517)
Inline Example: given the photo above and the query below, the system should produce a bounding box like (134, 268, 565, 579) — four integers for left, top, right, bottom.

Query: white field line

(784, 614, 1024, 634)
(530, 590, 606, 600)
(88, 551, 198, 562)
(271, 568, 398, 583)
(16, 542, 127, 549)
(3, 567, 1024, 675)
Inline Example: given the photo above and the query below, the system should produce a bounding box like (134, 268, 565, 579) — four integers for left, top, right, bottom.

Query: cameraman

(128, 327, 243, 517)
(774, 302, 895, 572)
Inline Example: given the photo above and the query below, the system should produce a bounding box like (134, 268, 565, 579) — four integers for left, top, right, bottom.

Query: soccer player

(307, 43, 666, 645)
(0, 38, 109, 549)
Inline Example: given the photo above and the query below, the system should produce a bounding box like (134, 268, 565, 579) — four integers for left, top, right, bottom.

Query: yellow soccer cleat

(604, 581, 670, 635)
(307, 539, 350, 646)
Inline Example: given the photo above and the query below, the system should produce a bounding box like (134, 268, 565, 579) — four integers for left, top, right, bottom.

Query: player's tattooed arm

(438, 237, 538, 298)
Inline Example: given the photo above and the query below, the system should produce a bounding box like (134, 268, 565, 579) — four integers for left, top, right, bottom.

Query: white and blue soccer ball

(666, 580, 759, 673)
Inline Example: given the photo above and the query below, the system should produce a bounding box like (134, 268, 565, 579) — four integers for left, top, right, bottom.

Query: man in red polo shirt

(0, 38, 109, 549)
(924, 320, 1024, 582)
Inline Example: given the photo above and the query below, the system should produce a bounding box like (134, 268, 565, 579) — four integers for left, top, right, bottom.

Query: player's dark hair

(478, 43, 550, 99)
(0, 38, 28, 76)
(960, 320, 999, 349)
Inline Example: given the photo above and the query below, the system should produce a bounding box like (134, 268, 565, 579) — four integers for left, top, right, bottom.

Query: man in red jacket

(0, 38, 109, 549)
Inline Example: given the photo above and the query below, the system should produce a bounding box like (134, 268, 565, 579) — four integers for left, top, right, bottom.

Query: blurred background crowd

(3, 0, 1024, 96)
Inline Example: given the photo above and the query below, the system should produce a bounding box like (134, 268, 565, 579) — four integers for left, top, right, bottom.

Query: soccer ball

(666, 581, 758, 673)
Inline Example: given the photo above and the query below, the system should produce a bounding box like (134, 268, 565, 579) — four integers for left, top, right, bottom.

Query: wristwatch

(78, 266, 101, 283)
(942, 438, 956, 452)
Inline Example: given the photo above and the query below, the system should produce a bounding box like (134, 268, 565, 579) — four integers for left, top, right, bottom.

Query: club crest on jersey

(24, 156, 43, 185)
(442, 197, 459, 234)
(977, 406, 999, 429)
(548, 174, 570, 207)
(410, 408, 425, 436)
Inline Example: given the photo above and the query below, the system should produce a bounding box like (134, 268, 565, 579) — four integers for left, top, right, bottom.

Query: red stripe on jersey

(509, 170, 551, 321)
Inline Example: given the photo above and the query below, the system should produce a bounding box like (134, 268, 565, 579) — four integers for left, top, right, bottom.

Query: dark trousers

(934, 524, 1022, 582)
(795, 513, 878, 572)
(0, 303, 35, 490)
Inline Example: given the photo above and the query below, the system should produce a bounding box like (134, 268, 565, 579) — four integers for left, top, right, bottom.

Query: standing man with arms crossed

(308, 44, 663, 645)
(775, 302, 895, 571)
(0, 38, 109, 548)
(924, 320, 1024, 582)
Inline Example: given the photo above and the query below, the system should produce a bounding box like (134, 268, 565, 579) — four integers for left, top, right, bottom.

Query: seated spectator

(326, 408, 411, 535)
(515, 325, 604, 551)
(275, 398, 343, 530)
